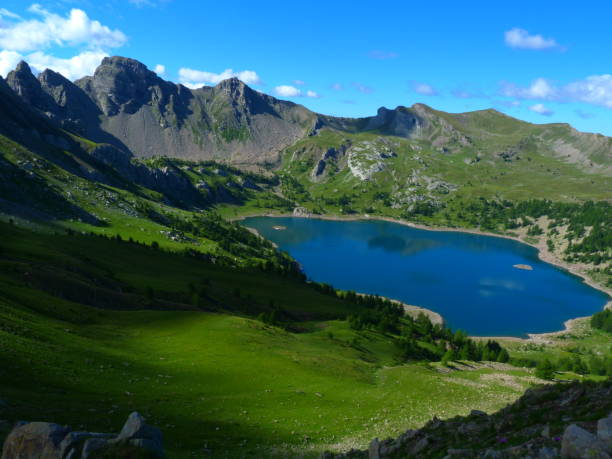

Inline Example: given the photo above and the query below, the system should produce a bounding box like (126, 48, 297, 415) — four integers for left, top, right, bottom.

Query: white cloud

(352, 82, 373, 93)
(529, 103, 553, 116)
(504, 28, 560, 50)
(564, 75, 612, 108)
(0, 8, 20, 19)
(129, 0, 171, 6)
(27, 50, 107, 80)
(0, 50, 23, 77)
(154, 64, 166, 76)
(0, 49, 107, 80)
(413, 82, 438, 96)
(0, 5, 127, 53)
(501, 78, 557, 99)
(274, 85, 301, 97)
(293, 79, 305, 86)
(501, 75, 612, 109)
(331, 83, 343, 91)
(272, 85, 321, 99)
(178, 67, 261, 88)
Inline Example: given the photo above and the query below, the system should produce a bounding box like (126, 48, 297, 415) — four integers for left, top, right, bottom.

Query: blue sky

(1, 0, 611, 135)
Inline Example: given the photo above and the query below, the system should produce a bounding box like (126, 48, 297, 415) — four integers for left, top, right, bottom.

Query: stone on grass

(561, 424, 611, 459)
(1, 422, 70, 459)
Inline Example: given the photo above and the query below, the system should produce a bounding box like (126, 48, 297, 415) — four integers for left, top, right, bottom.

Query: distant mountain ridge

(3, 56, 612, 175)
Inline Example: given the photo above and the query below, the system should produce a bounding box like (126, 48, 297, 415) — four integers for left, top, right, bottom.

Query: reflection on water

(368, 235, 441, 256)
(479, 278, 525, 292)
(242, 216, 610, 337)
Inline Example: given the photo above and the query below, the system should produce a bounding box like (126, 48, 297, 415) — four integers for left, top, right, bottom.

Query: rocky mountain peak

(13, 60, 33, 75)
(6, 60, 42, 106)
(214, 77, 255, 103)
(81, 55, 167, 116)
(365, 105, 424, 138)
(96, 56, 155, 80)
(38, 68, 71, 87)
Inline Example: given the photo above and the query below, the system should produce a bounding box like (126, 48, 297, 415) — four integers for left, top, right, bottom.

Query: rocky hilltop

(4, 57, 612, 174)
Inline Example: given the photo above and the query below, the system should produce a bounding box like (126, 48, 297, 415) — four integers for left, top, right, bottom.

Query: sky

(0, 0, 611, 135)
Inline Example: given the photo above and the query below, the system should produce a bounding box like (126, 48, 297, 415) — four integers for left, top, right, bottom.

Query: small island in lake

(513, 264, 533, 271)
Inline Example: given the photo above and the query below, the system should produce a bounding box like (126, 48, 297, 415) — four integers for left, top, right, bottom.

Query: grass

(0, 222, 540, 458)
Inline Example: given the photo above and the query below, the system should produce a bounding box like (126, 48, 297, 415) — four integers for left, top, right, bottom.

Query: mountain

(5, 56, 611, 176)
(7, 57, 316, 166)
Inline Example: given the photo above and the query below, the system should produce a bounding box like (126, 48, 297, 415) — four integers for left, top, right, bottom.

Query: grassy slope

(278, 127, 610, 219)
(0, 222, 538, 458)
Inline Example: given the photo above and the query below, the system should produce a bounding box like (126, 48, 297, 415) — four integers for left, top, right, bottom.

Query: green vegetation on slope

(0, 221, 541, 458)
(592, 309, 612, 333)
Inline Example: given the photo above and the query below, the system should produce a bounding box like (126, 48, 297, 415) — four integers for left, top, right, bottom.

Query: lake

(242, 217, 610, 337)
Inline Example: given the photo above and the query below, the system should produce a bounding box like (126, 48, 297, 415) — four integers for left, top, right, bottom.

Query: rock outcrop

(1, 411, 164, 459)
(323, 380, 612, 459)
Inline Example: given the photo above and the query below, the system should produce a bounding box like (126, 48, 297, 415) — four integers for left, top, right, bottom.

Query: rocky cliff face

(5, 56, 317, 165)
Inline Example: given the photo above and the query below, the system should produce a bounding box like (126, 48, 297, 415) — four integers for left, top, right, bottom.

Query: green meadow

(0, 222, 538, 457)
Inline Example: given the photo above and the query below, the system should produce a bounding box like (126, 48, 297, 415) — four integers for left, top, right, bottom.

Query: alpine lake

(243, 216, 610, 337)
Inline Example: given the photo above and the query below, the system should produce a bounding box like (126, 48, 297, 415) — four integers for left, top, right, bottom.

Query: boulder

(367, 437, 380, 459)
(111, 412, 164, 457)
(1, 412, 163, 458)
(1, 422, 70, 459)
(81, 438, 109, 459)
(561, 424, 611, 459)
(59, 431, 115, 458)
(598, 413, 612, 444)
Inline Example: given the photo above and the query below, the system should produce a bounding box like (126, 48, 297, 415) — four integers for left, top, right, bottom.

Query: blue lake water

(242, 217, 610, 337)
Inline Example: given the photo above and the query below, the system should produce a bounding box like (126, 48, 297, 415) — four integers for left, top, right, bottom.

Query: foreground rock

(1, 411, 164, 458)
(323, 380, 612, 458)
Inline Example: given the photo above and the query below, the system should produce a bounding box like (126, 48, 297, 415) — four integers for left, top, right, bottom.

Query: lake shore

(235, 211, 611, 341)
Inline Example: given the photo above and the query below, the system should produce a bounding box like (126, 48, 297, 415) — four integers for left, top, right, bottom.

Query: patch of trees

(591, 309, 612, 333)
(533, 353, 612, 380)
(279, 173, 312, 203)
(345, 297, 509, 365)
(442, 198, 611, 265)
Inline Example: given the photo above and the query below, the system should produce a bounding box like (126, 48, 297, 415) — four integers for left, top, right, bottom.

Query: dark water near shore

(243, 217, 610, 337)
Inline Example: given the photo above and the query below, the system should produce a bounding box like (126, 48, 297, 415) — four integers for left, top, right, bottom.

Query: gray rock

(129, 438, 164, 457)
(367, 437, 380, 459)
(470, 410, 487, 417)
(411, 436, 430, 455)
(59, 431, 115, 458)
(293, 207, 310, 217)
(81, 437, 109, 459)
(446, 448, 474, 457)
(598, 413, 612, 444)
(537, 447, 558, 459)
(1, 421, 70, 459)
(561, 424, 611, 459)
(111, 412, 163, 457)
(479, 449, 502, 459)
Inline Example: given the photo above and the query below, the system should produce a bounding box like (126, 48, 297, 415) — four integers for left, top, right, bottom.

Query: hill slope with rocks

(325, 380, 612, 459)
